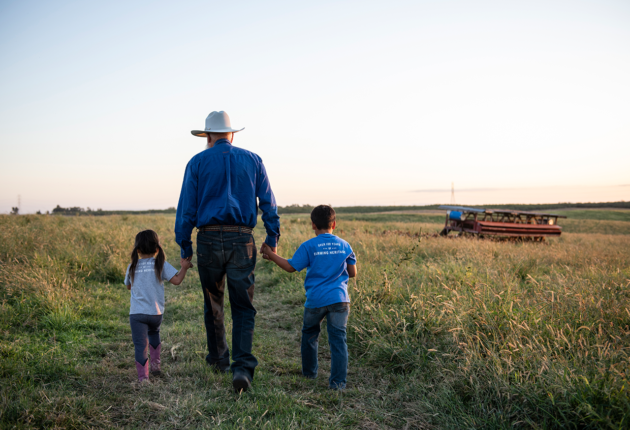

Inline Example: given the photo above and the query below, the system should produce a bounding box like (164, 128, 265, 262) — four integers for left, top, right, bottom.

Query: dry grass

(1, 213, 629, 428)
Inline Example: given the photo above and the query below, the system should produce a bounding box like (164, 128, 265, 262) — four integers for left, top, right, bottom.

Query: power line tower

(18, 195, 21, 212)
(450, 183, 456, 205)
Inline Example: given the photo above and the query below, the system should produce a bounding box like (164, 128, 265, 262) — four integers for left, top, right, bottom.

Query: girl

(124, 229, 192, 382)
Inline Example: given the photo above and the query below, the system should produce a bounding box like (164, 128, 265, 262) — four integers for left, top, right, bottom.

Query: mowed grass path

(1, 214, 629, 429)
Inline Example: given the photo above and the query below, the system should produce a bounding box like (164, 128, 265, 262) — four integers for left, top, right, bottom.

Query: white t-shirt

(124, 258, 178, 315)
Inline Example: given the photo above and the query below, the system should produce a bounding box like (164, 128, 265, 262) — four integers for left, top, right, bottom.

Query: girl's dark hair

(129, 229, 165, 285)
(311, 205, 336, 230)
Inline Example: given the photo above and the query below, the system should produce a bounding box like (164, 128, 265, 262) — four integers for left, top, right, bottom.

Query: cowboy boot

(135, 360, 149, 382)
(149, 344, 161, 376)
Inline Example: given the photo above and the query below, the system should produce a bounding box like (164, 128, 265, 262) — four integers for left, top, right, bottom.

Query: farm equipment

(438, 205, 566, 239)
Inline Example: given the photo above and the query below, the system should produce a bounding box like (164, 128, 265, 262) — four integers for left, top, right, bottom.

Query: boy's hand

(260, 243, 275, 260)
(259, 244, 296, 273)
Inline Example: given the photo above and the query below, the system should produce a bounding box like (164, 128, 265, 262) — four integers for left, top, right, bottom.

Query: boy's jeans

(301, 302, 350, 389)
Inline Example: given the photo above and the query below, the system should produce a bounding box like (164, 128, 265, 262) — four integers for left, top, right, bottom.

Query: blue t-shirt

(287, 233, 356, 308)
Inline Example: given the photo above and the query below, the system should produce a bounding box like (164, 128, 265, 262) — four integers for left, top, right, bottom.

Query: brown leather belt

(198, 225, 254, 234)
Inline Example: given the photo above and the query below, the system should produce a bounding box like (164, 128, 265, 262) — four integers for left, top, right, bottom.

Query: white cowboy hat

(191, 111, 245, 137)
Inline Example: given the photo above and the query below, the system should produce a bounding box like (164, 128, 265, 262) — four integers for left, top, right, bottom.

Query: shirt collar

(214, 138, 231, 146)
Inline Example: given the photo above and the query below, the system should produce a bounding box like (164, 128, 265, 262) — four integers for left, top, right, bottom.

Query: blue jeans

(196, 230, 258, 380)
(301, 302, 350, 389)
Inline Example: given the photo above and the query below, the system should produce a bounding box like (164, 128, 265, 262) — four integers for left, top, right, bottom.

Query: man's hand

(260, 243, 277, 260)
(259, 243, 295, 273)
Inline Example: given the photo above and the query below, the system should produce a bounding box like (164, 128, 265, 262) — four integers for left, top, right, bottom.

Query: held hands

(260, 243, 295, 273)
(180, 256, 194, 270)
(260, 243, 277, 260)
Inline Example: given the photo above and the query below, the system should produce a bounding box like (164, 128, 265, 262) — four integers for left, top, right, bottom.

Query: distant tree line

(52, 205, 88, 215)
(275, 204, 444, 214)
(21, 201, 628, 217)
(471, 201, 630, 211)
(275, 201, 630, 214)
(49, 205, 177, 216)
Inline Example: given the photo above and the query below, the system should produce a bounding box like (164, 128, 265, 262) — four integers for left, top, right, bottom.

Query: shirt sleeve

(175, 159, 198, 258)
(162, 262, 179, 282)
(255, 159, 280, 247)
(287, 243, 310, 272)
(346, 247, 357, 266)
(124, 265, 131, 286)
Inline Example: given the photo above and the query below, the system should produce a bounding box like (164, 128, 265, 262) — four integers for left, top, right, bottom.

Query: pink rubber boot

(149, 344, 161, 376)
(135, 360, 149, 382)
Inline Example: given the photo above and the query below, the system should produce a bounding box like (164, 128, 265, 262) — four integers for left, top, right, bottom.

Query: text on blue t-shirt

(287, 233, 356, 308)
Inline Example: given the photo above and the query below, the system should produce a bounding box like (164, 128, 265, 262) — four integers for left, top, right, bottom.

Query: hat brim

(191, 127, 244, 137)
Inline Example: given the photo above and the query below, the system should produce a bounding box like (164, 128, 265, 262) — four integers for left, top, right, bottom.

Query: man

(175, 111, 280, 393)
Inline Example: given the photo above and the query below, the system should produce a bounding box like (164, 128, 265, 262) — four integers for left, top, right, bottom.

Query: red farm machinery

(438, 205, 566, 239)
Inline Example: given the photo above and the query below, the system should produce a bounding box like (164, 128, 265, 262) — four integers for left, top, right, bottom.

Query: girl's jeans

(130, 314, 163, 365)
(301, 302, 350, 389)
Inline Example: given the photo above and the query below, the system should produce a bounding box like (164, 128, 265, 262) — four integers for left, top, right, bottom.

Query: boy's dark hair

(311, 205, 336, 230)
(129, 229, 165, 285)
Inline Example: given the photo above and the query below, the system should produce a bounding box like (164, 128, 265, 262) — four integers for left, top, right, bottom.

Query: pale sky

(1, 0, 629, 213)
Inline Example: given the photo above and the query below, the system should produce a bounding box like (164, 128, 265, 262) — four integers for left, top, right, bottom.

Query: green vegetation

(43, 202, 630, 217)
(554, 209, 630, 222)
(1, 213, 629, 428)
(479, 201, 630, 211)
(278, 204, 443, 214)
(50, 205, 177, 216)
(339, 212, 630, 235)
(338, 213, 445, 224)
(561, 219, 630, 235)
(278, 202, 630, 215)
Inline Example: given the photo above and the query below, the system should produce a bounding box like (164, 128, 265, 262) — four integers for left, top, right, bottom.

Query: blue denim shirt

(175, 139, 280, 258)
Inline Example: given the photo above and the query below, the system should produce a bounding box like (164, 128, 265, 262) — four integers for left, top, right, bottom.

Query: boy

(261, 205, 357, 390)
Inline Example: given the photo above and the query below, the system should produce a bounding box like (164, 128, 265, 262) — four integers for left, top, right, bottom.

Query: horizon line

(412, 184, 630, 193)
(6, 200, 629, 214)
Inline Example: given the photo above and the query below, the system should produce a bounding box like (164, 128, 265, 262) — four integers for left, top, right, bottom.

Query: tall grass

(554, 209, 630, 222)
(0, 215, 176, 427)
(269, 216, 630, 428)
(1, 213, 629, 428)
(338, 212, 630, 235)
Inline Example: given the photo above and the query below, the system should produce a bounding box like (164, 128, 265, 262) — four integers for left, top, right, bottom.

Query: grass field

(1, 213, 629, 429)
(552, 209, 630, 222)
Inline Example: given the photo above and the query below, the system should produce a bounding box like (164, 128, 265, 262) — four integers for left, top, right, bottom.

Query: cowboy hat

(191, 111, 244, 137)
